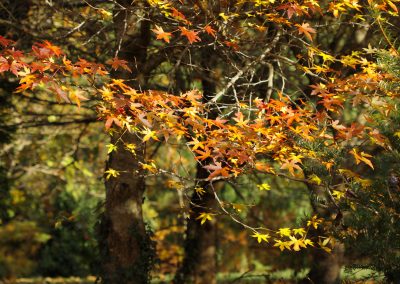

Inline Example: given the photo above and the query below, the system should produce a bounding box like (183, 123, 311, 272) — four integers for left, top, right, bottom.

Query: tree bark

(173, 165, 219, 284)
(97, 1, 154, 283)
(302, 185, 344, 284)
(174, 56, 219, 284)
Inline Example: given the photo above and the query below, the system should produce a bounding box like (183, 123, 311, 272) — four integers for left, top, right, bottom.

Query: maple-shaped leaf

(274, 240, 292, 251)
(296, 23, 316, 41)
(204, 25, 216, 37)
(141, 127, 159, 142)
(171, 7, 188, 23)
(106, 57, 132, 72)
(152, 25, 172, 43)
(194, 146, 211, 161)
(203, 162, 229, 180)
(280, 159, 302, 176)
(278, 228, 292, 237)
(349, 148, 374, 169)
(105, 116, 122, 130)
(42, 40, 63, 57)
(69, 89, 89, 108)
(251, 232, 270, 243)
(179, 26, 201, 44)
(289, 236, 307, 251)
(196, 212, 213, 225)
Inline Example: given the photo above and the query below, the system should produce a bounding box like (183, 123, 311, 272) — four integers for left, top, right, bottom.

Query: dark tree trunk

(174, 55, 219, 284)
(173, 164, 219, 284)
(98, 132, 154, 283)
(97, 1, 154, 283)
(305, 241, 344, 284)
(302, 185, 344, 284)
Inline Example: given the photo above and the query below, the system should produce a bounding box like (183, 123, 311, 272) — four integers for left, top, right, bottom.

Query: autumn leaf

(105, 168, 120, 180)
(196, 212, 213, 225)
(349, 148, 374, 169)
(251, 232, 270, 243)
(106, 143, 118, 154)
(105, 116, 122, 130)
(307, 215, 323, 229)
(203, 162, 230, 180)
(308, 174, 322, 185)
(289, 236, 307, 251)
(257, 183, 271, 191)
(274, 240, 292, 251)
(152, 25, 172, 43)
(41, 40, 63, 57)
(194, 146, 211, 161)
(195, 186, 205, 195)
(0, 56, 9, 73)
(141, 127, 159, 142)
(106, 57, 132, 72)
(280, 159, 302, 176)
(296, 23, 316, 41)
(0, 36, 13, 47)
(179, 26, 201, 44)
(204, 25, 216, 37)
(278, 228, 292, 237)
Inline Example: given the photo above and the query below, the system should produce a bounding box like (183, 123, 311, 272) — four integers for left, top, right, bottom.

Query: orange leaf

(106, 57, 132, 72)
(204, 25, 216, 37)
(296, 23, 316, 41)
(203, 162, 230, 180)
(152, 25, 172, 43)
(179, 26, 201, 44)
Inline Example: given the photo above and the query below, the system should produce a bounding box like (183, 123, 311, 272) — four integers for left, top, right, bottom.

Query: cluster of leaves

(2, 0, 400, 264)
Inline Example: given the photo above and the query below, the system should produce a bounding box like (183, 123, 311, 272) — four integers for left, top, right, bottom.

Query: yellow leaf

(141, 127, 159, 142)
(105, 168, 120, 180)
(274, 240, 291, 251)
(350, 148, 374, 169)
(289, 236, 307, 251)
(251, 232, 270, 243)
(196, 212, 213, 225)
(308, 174, 322, 185)
(293, 228, 306, 237)
(307, 215, 323, 229)
(140, 162, 157, 173)
(195, 187, 205, 195)
(257, 183, 271, 191)
(124, 143, 136, 155)
(106, 143, 117, 154)
(278, 228, 292, 237)
(332, 190, 346, 199)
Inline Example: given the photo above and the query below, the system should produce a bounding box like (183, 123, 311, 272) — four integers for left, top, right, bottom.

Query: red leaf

(0, 57, 10, 73)
(0, 36, 13, 47)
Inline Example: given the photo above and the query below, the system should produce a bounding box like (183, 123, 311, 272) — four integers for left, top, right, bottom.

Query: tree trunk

(302, 185, 344, 284)
(173, 164, 219, 284)
(98, 133, 154, 283)
(97, 1, 154, 283)
(174, 57, 219, 284)
(305, 242, 344, 284)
